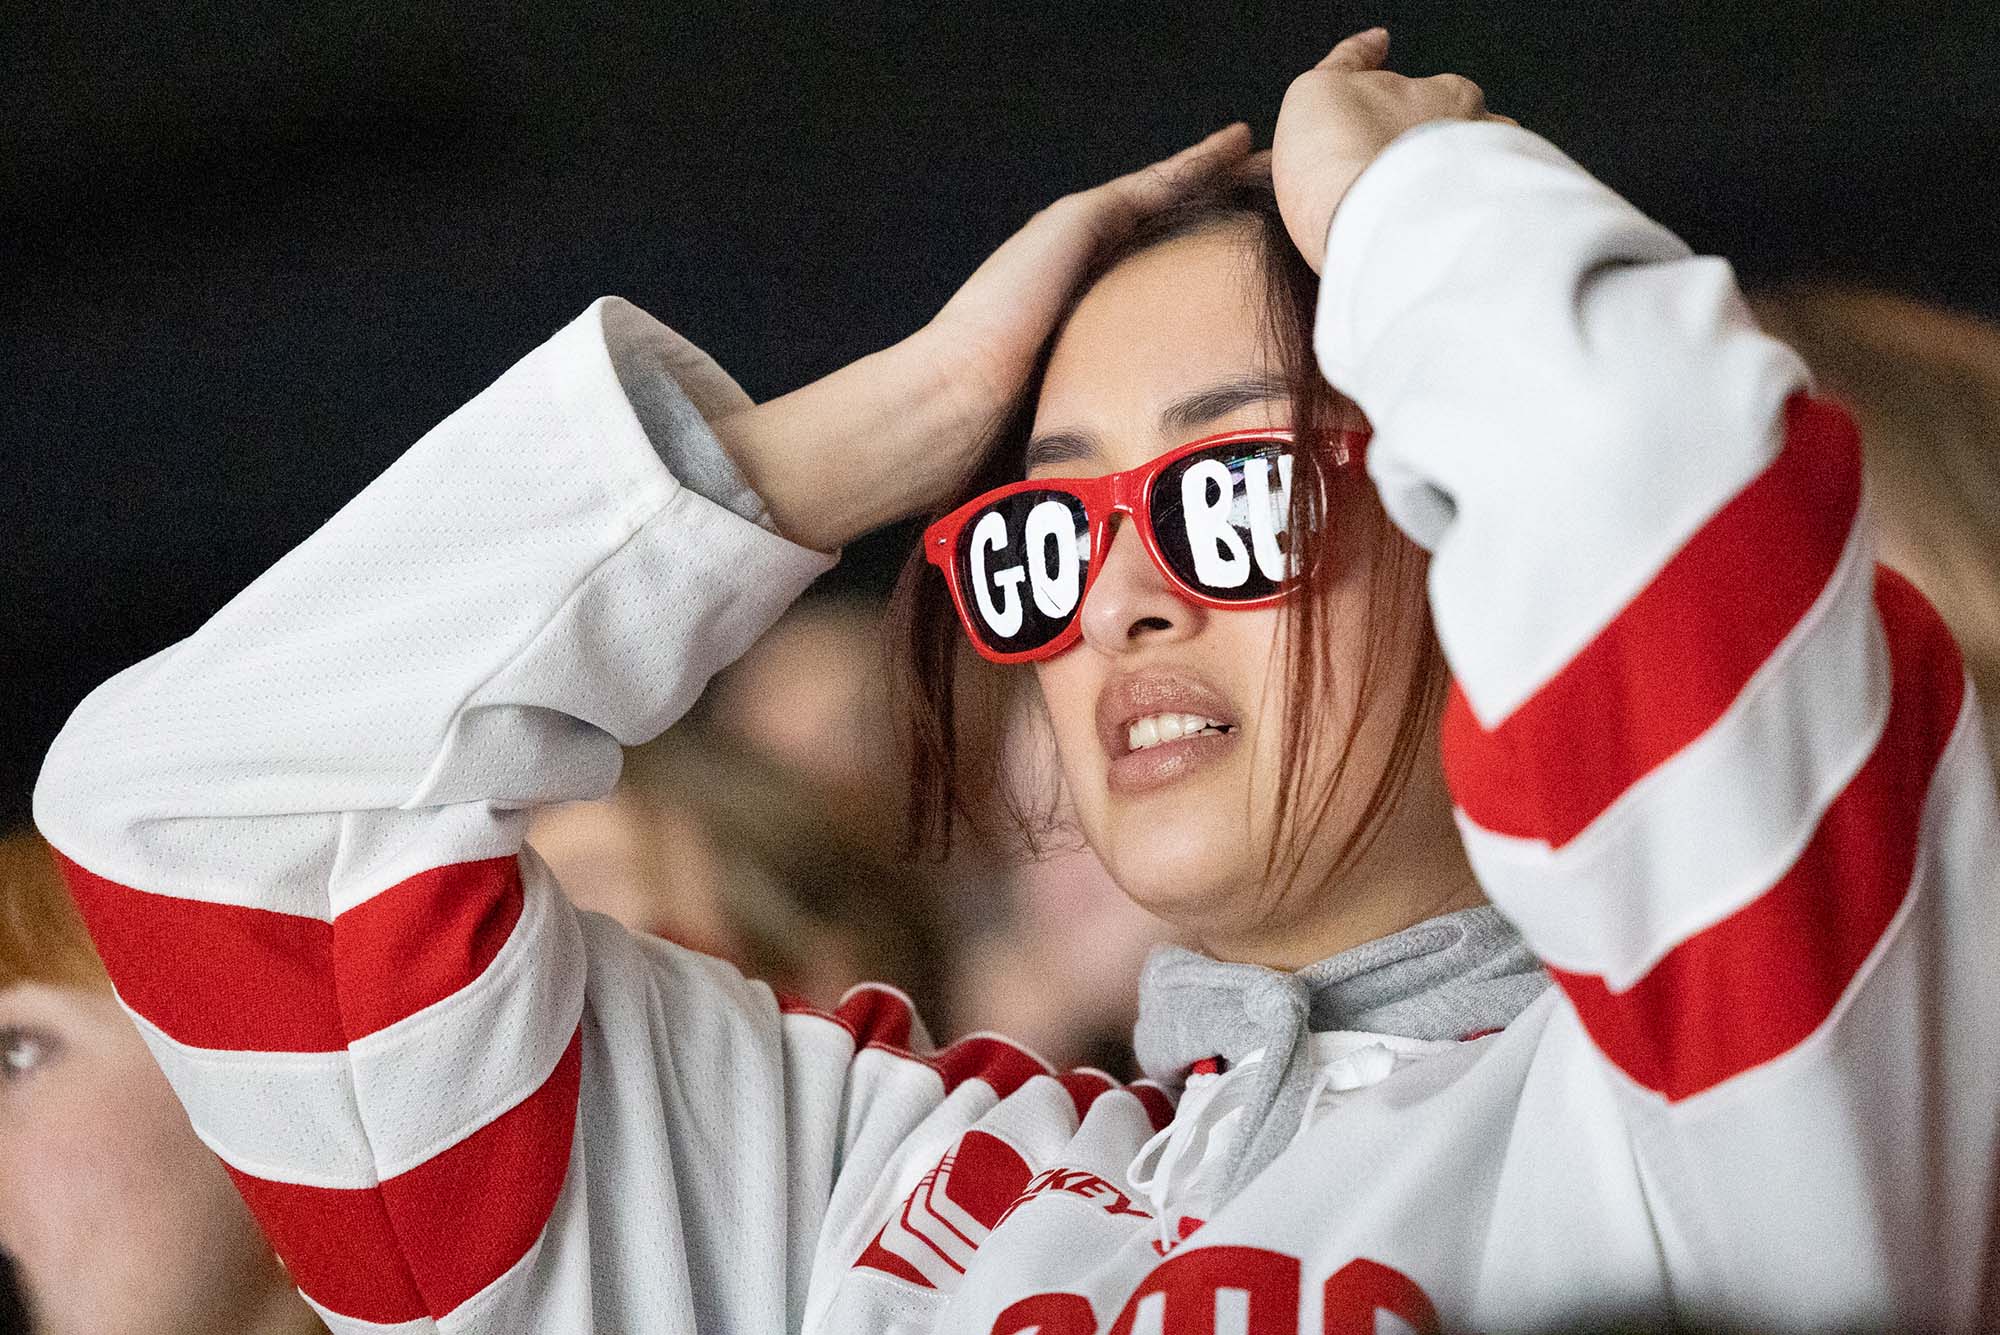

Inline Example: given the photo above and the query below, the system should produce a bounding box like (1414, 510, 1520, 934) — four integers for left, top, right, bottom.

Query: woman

(33, 29, 1999, 1334)
(0, 830, 327, 1335)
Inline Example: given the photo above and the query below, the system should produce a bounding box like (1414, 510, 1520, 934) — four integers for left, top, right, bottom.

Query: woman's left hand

(1271, 28, 1509, 273)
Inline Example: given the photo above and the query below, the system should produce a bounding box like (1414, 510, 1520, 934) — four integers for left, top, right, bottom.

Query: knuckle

(1432, 72, 1485, 107)
(1046, 189, 1125, 243)
(1043, 192, 1091, 220)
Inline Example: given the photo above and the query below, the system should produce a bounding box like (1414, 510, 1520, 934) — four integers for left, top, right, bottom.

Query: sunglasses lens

(953, 490, 1093, 656)
(1148, 441, 1299, 600)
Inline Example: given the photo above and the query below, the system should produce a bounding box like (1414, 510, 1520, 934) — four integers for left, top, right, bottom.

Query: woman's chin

(1093, 816, 1258, 928)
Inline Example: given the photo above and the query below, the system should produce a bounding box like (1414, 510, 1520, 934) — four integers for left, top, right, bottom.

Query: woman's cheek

(0, 1062, 160, 1326)
(0, 997, 282, 1334)
(1031, 655, 1106, 790)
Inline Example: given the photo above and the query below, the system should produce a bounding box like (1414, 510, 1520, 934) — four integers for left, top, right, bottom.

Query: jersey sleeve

(1315, 121, 2000, 1327)
(28, 299, 878, 1332)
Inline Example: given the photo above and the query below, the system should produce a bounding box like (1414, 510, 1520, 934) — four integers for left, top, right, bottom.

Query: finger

(1318, 26, 1389, 73)
(1110, 121, 1252, 211)
(1418, 71, 1487, 117)
(1485, 111, 1520, 127)
(1158, 121, 1254, 174)
(1231, 148, 1275, 183)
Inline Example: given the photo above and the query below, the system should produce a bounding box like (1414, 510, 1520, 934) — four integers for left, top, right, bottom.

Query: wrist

(712, 327, 999, 553)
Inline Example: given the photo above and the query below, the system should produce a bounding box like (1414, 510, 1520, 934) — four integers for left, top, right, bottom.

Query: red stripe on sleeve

(379, 1026, 583, 1316)
(332, 856, 524, 1039)
(1442, 394, 1862, 847)
(222, 1171, 427, 1325)
(834, 983, 920, 1051)
(223, 1028, 581, 1323)
(936, 1034, 1053, 1100)
(783, 988, 1074, 1106)
(1057, 1068, 1116, 1123)
(1549, 570, 1964, 1100)
(1128, 1082, 1176, 1133)
(56, 855, 345, 1052)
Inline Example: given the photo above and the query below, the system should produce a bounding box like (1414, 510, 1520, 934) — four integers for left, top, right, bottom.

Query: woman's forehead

(1031, 228, 1280, 474)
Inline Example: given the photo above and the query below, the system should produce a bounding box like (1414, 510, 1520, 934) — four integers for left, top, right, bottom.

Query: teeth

(1125, 714, 1230, 753)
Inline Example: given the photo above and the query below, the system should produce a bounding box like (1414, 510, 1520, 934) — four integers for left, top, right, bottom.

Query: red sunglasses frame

(923, 426, 1370, 664)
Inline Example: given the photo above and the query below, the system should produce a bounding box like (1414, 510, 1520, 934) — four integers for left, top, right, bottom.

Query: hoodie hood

(1130, 905, 1550, 1207)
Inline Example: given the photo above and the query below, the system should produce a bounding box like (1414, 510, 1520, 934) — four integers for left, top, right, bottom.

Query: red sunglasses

(924, 427, 1368, 664)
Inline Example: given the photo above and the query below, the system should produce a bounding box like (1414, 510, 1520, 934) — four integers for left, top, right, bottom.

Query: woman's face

(0, 982, 312, 1335)
(1028, 223, 1465, 964)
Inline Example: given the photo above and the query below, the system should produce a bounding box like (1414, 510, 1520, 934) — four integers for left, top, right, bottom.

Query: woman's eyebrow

(1020, 374, 1289, 473)
(1159, 374, 1290, 437)
(1022, 430, 1099, 473)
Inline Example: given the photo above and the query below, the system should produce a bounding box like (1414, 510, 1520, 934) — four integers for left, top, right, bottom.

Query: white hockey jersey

(34, 122, 2000, 1333)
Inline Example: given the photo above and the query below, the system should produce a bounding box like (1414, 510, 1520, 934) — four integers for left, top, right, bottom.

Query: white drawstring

(1290, 1039, 1400, 1149)
(1128, 1032, 1460, 1254)
(1126, 1048, 1265, 1254)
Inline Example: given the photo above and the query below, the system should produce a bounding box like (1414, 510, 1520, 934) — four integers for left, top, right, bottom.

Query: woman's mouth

(1125, 713, 1233, 752)
(1097, 674, 1241, 797)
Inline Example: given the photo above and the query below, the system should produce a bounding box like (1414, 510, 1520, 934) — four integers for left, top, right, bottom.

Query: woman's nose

(1078, 516, 1206, 654)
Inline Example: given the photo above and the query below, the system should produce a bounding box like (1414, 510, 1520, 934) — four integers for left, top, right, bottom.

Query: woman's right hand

(712, 125, 1254, 553)
(925, 123, 1255, 433)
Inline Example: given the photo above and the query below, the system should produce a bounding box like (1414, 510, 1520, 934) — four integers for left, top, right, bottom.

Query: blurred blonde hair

(614, 726, 952, 1023)
(1753, 286, 2000, 736)
(0, 828, 108, 992)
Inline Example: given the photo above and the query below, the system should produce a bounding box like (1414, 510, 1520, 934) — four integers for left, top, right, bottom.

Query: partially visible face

(0, 982, 309, 1335)
(1028, 224, 1441, 959)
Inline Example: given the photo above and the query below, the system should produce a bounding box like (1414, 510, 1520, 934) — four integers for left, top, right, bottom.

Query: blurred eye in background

(0, 1026, 55, 1081)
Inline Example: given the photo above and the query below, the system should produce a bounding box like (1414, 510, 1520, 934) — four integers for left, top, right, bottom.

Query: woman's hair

(888, 171, 1445, 896)
(1751, 285, 2000, 761)
(0, 827, 109, 992)
(613, 723, 954, 1026)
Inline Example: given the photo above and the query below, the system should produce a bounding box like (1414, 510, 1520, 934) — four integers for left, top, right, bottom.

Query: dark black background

(6, 1, 1999, 831)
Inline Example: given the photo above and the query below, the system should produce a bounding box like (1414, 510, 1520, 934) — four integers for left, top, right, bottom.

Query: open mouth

(1095, 671, 1242, 796)
(1124, 713, 1235, 753)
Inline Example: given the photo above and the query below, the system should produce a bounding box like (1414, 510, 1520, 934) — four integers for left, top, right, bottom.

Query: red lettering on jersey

(854, 1129, 1035, 1289)
(999, 1250, 1441, 1333)
(997, 1166, 1154, 1228)
(1105, 1244, 1302, 1335)
(990, 1290, 1099, 1334)
(1321, 1257, 1441, 1335)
